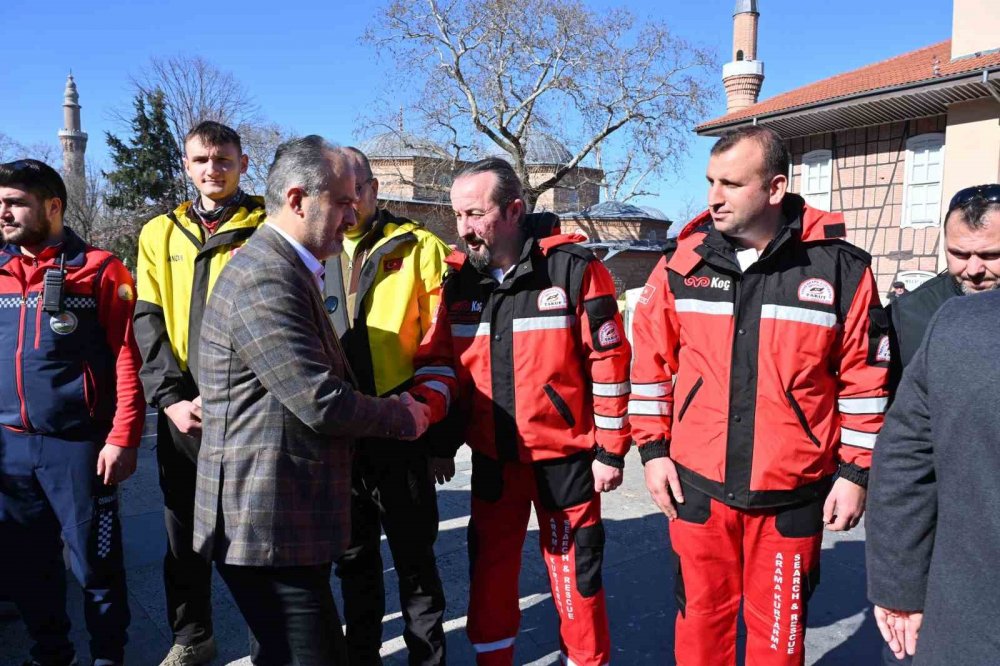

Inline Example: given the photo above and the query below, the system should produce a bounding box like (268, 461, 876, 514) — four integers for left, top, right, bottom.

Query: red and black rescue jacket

(411, 228, 631, 465)
(630, 196, 888, 508)
(0, 228, 145, 446)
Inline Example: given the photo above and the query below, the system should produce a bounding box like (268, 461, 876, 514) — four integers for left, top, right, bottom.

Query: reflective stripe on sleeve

(628, 400, 670, 416)
(422, 381, 451, 410)
(841, 427, 878, 449)
(631, 381, 672, 398)
(838, 396, 889, 414)
(594, 413, 626, 430)
(593, 380, 630, 397)
(414, 365, 457, 379)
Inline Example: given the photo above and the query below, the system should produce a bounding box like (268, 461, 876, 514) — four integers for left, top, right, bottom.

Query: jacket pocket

(574, 522, 605, 598)
(786, 390, 821, 448)
(543, 383, 576, 428)
(677, 376, 703, 423)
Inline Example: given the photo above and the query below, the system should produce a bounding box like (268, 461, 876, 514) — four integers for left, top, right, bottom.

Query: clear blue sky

(2, 0, 953, 223)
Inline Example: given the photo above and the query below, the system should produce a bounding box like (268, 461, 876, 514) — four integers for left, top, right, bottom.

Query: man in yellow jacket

(134, 121, 266, 666)
(326, 147, 452, 665)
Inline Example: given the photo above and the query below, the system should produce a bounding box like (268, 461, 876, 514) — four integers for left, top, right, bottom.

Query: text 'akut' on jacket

(410, 213, 632, 468)
(629, 195, 889, 509)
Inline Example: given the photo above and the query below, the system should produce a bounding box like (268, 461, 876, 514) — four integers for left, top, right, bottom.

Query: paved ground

(1, 415, 882, 665)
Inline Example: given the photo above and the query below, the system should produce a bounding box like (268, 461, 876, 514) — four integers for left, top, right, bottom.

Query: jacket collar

(667, 194, 848, 276)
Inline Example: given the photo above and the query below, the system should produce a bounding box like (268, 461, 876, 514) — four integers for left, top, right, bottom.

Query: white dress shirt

(266, 222, 325, 290)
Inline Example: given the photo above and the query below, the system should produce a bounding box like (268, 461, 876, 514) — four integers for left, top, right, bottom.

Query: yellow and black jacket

(134, 197, 266, 409)
(326, 208, 450, 402)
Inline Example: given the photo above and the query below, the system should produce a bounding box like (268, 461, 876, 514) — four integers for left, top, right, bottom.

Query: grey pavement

(1, 415, 881, 665)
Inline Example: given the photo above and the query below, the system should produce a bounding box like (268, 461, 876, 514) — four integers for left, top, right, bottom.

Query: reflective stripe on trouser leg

(668, 495, 742, 666)
(536, 491, 611, 666)
(467, 460, 533, 665)
(741, 504, 823, 666)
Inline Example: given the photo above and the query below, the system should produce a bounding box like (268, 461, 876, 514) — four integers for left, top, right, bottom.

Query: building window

(902, 133, 945, 228)
(801, 149, 832, 211)
(736, 50, 744, 61)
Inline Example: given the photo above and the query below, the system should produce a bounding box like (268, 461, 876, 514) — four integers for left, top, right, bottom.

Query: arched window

(801, 149, 833, 211)
(902, 134, 945, 228)
(736, 50, 744, 61)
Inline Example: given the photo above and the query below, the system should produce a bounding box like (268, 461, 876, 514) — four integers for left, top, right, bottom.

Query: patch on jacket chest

(50, 311, 78, 335)
(797, 278, 834, 305)
(537, 286, 568, 311)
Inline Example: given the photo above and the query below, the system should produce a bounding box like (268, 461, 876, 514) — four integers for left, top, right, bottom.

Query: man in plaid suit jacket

(194, 136, 430, 665)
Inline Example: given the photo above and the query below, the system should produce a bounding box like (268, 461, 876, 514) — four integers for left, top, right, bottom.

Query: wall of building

(952, 0, 999, 59)
(787, 115, 946, 297)
(940, 99, 1000, 241)
(590, 249, 662, 294)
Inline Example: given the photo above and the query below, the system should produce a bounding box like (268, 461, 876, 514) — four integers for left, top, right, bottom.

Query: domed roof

(488, 133, 574, 166)
(561, 201, 671, 223)
(358, 132, 447, 159)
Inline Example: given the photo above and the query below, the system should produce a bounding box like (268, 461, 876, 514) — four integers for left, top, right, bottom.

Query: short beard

(3, 214, 52, 250)
(462, 239, 492, 271)
(956, 276, 1000, 295)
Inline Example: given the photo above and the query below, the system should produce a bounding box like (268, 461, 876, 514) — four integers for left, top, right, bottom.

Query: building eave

(696, 66, 1000, 138)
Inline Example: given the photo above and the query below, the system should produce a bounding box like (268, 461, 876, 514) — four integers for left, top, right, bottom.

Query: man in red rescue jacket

(411, 158, 630, 666)
(630, 126, 888, 665)
(0, 159, 144, 666)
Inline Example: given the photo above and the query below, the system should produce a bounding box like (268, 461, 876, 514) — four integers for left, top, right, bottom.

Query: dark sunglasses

(948, 184, 1000, 212)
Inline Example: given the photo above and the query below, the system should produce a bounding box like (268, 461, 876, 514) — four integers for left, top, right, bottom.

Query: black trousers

(217, 561, 348, 666)
(156, 410, 214, 646)
(335, 450, 446, 666)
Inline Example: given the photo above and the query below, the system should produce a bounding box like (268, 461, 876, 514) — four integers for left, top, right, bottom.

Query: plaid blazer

(194, 225, 416, 567)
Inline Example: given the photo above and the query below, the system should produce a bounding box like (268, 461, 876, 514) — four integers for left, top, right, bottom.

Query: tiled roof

(697, 40, 1000, 131)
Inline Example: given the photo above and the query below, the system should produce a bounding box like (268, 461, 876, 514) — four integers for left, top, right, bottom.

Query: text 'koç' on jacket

(410, 231, 632, 466)
(0, 227, 145, 447)
(629, 195, 889, 509)
(134, 197, 265, 409)
(333, 209, 452, 398)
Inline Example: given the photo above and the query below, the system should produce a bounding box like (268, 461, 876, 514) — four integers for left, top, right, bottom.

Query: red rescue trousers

(466, 452, 610, 666)
(669, 487, 824, 666)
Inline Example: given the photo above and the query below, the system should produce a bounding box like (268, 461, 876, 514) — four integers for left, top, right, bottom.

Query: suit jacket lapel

(257, 225, 360, 387)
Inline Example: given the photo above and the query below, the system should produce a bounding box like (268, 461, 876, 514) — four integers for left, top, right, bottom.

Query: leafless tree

(0, 132, 58, 164)
(365, 0, 716, 210)
(118, 55, 282, 197)
(64, 162, 108, 243)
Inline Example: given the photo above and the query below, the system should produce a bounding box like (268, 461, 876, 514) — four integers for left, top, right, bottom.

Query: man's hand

(164, 399, 202, 435)
(399, 392, 430, 440)
(429, 457, 456, 485)
(874, 606, 923, 659)
(643, 456, 685, 520)
(823, 476, 866, 531)
(592, 460, 623, 493)
(96, 444, 138, 485)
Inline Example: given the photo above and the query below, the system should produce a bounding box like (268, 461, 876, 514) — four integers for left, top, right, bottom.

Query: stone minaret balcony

(723, 0, 765, 113)
(58, 74, 88, 183)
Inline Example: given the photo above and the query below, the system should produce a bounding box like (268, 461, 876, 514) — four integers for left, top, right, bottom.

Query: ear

(240, 154, 249, 175)
(369, 177, 379, 200)
(507, 197, 525, 223)
(768, 173, 788, 205)
(47, 197, 63, 220)
(183, 156, 192, 179)
(287, 187, 306, 219)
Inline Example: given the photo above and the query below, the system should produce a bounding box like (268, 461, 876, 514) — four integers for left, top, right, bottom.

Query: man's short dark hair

(453, 157, 524, 213)
(0, 159, 68, 212)
(945, 184, 1000, 231)
(185, 120, 242, 155)
(710, 125, 790, 182)
(343, 146, 374, 180)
